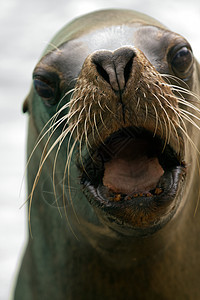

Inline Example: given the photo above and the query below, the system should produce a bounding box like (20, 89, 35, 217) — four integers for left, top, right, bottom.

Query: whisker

(180, 110, 200, 132)
(105, 104, 117, 116)
(180, 107, 200, 122)
(78, 131, 89, 175)
(136, 97, 141, 112)
(152, 93, 172, 149)
(52, 121, 69, 216)
(100, 111, 109, 132)
(161, 73, 189, 89)
(43, 41, 62, 53)
(151, 103, 159, 137)
(21, 113, 69, 197)
(174, 119, 200, 156)
(93, 113, 104, 145)
(49, 88, 76, 130)
(28, 124, 74, 236)
(98, 98, 106, 112)
(194, 155, 200, 217)
(63, 130, 80, 227)
(170, 85, 200, 103)
(177, 98, 200, 115)
(62, 138, 80, 240)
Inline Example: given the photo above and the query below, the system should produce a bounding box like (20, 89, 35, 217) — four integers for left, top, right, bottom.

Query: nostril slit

(96, 64, 110, 85)
(92, 48, 135, 91)
(124, 57, 133, 86)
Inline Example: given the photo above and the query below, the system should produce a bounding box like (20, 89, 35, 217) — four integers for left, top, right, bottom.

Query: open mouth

(80, 127, 186, 229)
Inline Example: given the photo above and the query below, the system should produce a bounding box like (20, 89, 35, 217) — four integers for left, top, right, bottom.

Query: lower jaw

(82, 166, 185, 236)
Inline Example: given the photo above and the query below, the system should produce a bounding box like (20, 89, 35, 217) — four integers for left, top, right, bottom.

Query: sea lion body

(14, 9, 200, 299)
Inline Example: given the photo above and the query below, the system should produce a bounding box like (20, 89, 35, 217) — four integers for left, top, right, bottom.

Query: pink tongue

(103, 155, 164, 195)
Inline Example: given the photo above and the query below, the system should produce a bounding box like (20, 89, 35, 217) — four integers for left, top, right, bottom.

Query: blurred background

(0, 0, 199, 299)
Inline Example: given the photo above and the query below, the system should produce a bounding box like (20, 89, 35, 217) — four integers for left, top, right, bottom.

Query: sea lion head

(26, 9, 200, 237)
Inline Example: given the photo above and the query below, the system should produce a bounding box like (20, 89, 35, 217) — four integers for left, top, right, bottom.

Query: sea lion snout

(91, 47, 136, 92)
(71, 42, 186, 232)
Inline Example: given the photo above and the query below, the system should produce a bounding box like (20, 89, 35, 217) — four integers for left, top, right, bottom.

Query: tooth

(146, 193, 152, 197)
(155, 188, 163, 195)
(133, 193, 139, 198)
(114, 194, 121, 201)
(139, 193, 144, 197)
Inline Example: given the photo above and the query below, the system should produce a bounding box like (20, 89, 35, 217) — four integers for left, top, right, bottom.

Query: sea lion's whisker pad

(15, 9, 200, 299)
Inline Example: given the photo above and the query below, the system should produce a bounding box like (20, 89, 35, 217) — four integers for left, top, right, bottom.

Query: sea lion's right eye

(33, 74, 60, 105)
(34, 78, 55, 99)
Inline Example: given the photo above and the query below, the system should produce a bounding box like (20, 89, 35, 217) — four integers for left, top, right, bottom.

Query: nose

(91, 47, 135, 92)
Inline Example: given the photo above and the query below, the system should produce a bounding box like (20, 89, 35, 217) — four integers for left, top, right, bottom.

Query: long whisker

(43, 41, 62, 54)
(105, 104, 117, 116)
(78, 131, 89, 175)
(83, 116, 97, 165)
(136, 96, 141, 112)
(23, 86, 79, 175)
(180, 110, 200, 132)
(28, 124, 74, 236)
(161, 73, 189, 89)
(174, 119, 200, 156)
(177, 98, 200, 115)
(62, 136, 80, 240)
(174, 115, 200, 216)
(151, 103, 159, 137)
(144, 102, 148, 125)
(152, 93, 172, 150)
(93, 113, 104, 145)
(99, 111, 109, 133)
(64, 127, 81, 225)
(194, 154, 200, 216)
(52, 121, 69, 216)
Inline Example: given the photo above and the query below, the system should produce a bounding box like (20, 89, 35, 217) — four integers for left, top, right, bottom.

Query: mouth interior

(82, 128, 181, 201)
(103, 139, 164, 195)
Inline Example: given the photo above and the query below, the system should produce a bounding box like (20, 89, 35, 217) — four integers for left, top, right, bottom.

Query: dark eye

(171, 46, 193, 79)
(33, 75, 60, 105)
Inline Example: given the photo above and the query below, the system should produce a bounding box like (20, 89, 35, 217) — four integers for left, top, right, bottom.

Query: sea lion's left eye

(170, 46, 193, 79)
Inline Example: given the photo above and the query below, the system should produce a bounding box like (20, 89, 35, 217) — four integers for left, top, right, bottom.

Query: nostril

(92, 48, 136, 92)
(96, 63, 110, 85)
(92, 51, 114, 87)
(124, 56, 133, 86)
(114, 48, 135, 90)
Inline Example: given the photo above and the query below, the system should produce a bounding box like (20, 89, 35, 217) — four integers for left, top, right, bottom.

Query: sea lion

(14, 9, 200, 300)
